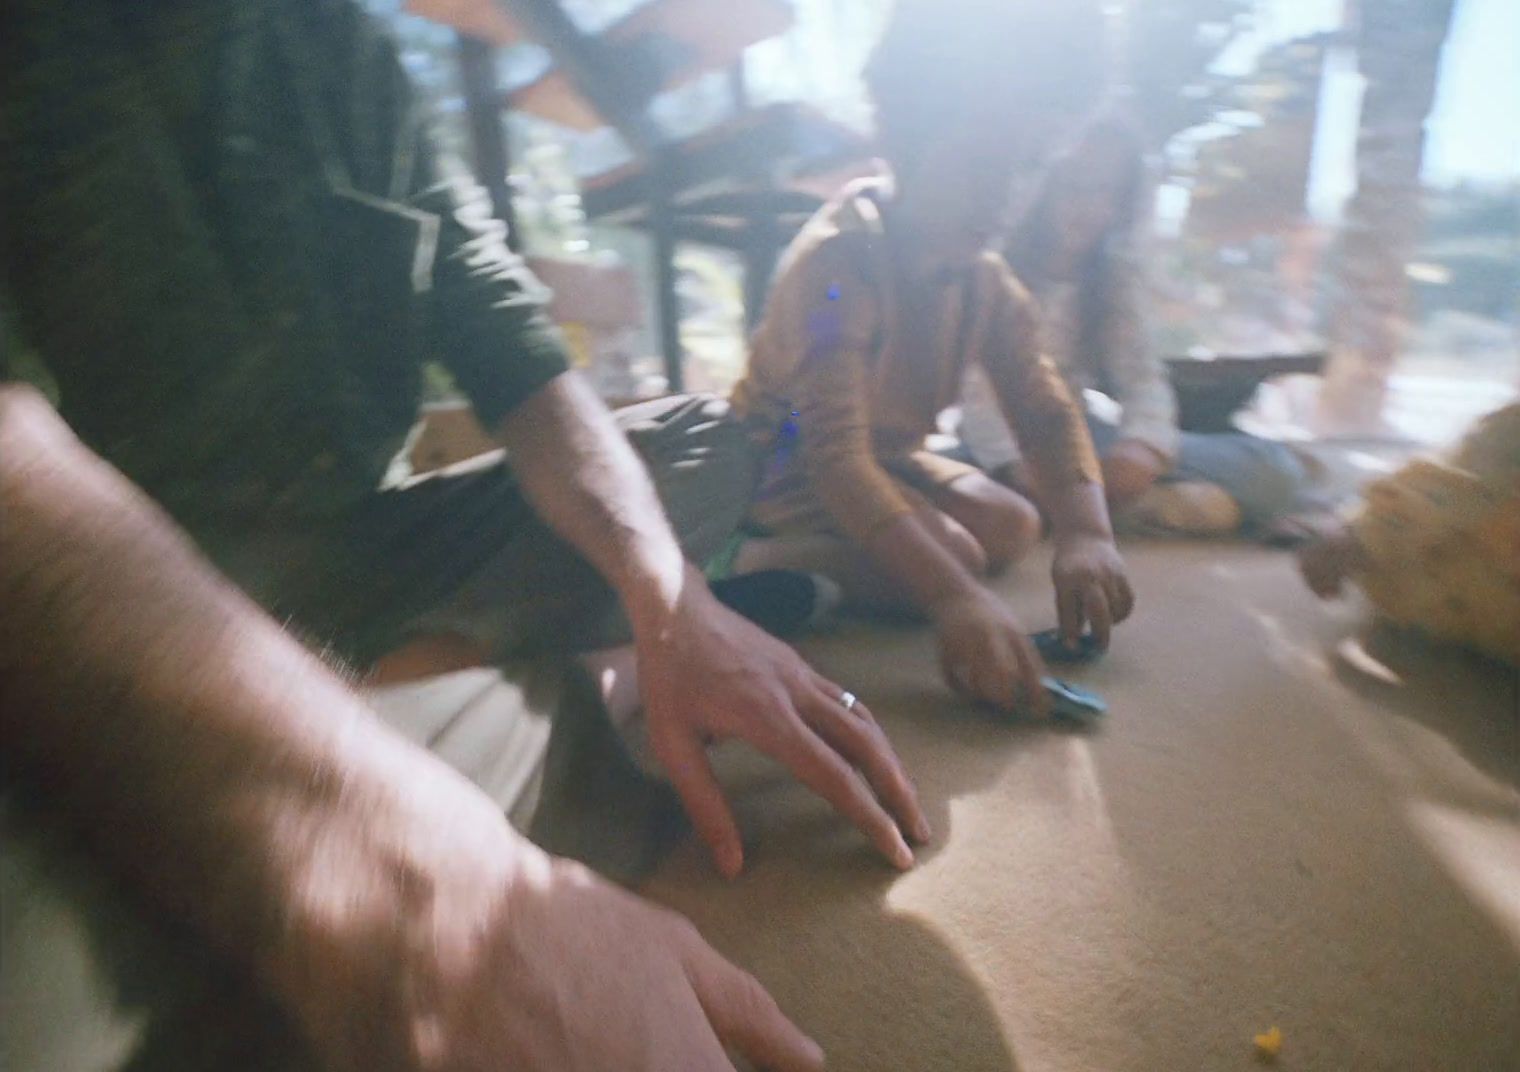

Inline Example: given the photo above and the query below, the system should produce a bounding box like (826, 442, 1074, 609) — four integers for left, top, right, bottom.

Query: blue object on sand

(1031, 628, 1104, 664)
(1042, 677, 1108, 724)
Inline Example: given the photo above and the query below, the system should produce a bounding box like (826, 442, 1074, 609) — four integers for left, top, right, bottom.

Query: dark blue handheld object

(1031, 628, 1103, 664)
(1042, 677, 1107, 724)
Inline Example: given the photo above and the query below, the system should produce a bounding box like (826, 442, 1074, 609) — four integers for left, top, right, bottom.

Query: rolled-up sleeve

(305, 0, 571, 434)
(979, 262, 1101, 493)
(413, 172, 569, 433)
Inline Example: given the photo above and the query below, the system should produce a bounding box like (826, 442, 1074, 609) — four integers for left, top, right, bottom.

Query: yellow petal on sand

(1254, 1025, 1283, 1060)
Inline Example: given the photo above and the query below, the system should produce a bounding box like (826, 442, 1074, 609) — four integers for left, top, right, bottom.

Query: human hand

(1101, 439, 1168, 504)
(1298, 525, 1362, 598)
(275, 784, 823, 1072)
(1050, 534, 1134, 650)
(633, 566, 929, 878)
(929, 587, 1050, 716)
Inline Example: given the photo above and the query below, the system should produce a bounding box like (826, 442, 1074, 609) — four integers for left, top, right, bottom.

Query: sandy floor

(4, 542, 1515, 1071)
(640, 541, 1519, 1072)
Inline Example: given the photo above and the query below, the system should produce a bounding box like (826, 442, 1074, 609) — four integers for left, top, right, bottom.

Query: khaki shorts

(745, 445, 982, 539)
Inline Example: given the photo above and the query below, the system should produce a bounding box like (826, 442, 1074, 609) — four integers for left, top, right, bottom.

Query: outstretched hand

(633, 566, 930, 878)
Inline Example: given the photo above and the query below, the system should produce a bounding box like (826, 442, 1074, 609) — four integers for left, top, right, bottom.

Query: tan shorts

(746, 447, 983, 539)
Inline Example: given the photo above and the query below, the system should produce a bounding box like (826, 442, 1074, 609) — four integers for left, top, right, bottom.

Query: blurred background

(367, 0, 1518, 448)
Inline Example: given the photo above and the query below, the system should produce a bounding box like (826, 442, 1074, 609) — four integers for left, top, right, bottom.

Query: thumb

(685, 942, 826, 1072)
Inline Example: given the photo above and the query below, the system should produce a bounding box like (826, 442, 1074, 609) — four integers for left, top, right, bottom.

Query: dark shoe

(709, 570, 842, 637)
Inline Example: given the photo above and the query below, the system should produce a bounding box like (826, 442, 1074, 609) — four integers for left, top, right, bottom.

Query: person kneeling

(724, 0, 1134, 715)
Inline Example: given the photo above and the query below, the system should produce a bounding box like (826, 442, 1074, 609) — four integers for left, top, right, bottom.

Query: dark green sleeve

(308, 0, 569, 433)
(0, 297, 60, 404)
(411, 171, 570, 433)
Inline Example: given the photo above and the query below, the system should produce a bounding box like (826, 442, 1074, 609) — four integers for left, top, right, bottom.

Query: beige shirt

(730, 179, 1099, 542)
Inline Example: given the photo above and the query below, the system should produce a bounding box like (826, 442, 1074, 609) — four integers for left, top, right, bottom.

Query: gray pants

(213, 393, 759, 667)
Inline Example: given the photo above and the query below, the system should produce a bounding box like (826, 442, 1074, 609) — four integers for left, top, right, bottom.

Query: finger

(1010, 630, 1050, 718)
(768, 715, 915, 870)
(686, 942, 826, 1072)
(981, 631, 1021, 713)
(1057, 580, 1084, 645)
(1085, 583, 1113, 651)
(940, 647, 975, 700)
(650, 727, 745, 879)
(1113, 572, 1136, 622)
(803, 685, 931, 843)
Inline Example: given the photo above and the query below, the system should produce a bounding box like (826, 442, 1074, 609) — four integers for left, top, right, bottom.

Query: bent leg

(1169, 431, 1306, 531)
(360, 393, 760, 663)
(733, 481, 988, 616)
(917, 470, 1043, 573)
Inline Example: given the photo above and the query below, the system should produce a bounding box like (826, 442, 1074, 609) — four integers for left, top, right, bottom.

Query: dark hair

(1006, 113, 1149, 395)
(864, 0, 1108, 163)
(1006, 113, 1147, 281)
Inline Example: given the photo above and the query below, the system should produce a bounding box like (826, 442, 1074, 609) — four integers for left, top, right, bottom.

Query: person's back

(732, 177, 1090, 541)
(1, 0, 563, 534)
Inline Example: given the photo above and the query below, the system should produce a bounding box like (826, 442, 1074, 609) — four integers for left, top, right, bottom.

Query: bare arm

(491, 371, 687, 632)
(980, 272, 1135, 648)
(780, 264, 1051, 714)
(0, 383, 426, 970)
(0, 384, 823, 1072)
(494, 372, 927, 876)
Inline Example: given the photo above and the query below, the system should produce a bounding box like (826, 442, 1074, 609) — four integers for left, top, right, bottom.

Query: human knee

(939, 517, 991, 577)
(957, 487, 1043, 571)
(1233, 443, 1305, 525)
(630, 393, 757, 564)
(983, 493, 1044, 569)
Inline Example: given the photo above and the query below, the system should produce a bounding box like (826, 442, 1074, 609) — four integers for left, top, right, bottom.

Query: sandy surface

(641, 542, 1520, 1072)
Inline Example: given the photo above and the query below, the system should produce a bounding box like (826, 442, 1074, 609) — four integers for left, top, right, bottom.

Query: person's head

(1037, 115, 1147, 264)
(864, 0, 1108, 265)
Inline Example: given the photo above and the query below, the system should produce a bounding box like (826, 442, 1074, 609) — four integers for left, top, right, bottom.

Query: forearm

(492, 371, 687, 630)
(859, 511, 982, 613)
(1043, 479, 1115, 545)
(0, 387, 519, 1002)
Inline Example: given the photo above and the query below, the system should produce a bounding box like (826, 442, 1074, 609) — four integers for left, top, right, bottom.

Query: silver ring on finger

(839, 690, 858, 713)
